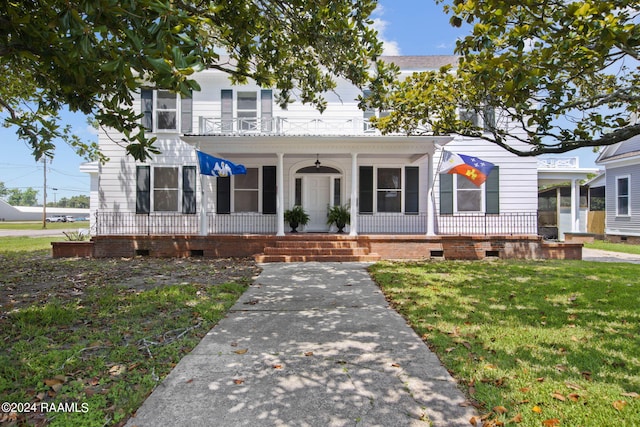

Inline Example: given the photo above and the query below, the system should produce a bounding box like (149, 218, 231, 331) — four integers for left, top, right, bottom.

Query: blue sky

(0, 1, 599, 204)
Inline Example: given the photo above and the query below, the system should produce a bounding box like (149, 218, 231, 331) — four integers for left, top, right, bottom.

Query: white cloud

(371, 6, 401, 56)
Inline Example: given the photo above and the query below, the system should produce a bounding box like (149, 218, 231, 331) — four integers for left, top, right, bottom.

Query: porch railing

(96, 211, 538, 236)
(198, 116, 378, 136)
(96, 211, 200, 235)
(357, 213, 427, 234)
(437, 212, 538, 235)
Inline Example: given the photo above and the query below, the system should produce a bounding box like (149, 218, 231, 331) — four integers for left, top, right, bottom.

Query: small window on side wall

(616, 176, 630, 216)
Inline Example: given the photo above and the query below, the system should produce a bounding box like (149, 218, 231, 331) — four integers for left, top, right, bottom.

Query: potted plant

(327, 204, 350, 233)
(284, 205, 310, 232)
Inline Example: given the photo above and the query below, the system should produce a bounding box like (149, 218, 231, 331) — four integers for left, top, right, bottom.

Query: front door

(304, 176, 331, 231)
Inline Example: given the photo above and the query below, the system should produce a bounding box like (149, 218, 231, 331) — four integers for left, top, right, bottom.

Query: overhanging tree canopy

(372, 0, 640, 156)
(1, 0, 392, 162)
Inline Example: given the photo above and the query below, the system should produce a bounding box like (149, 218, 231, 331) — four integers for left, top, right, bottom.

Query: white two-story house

(87, 56, 548, 260)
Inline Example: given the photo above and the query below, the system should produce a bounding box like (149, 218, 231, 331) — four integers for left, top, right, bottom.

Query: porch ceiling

(181, 135, 453, 157)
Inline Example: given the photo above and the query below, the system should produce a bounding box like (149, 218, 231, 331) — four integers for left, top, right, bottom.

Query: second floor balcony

(196, 116, 385, 136)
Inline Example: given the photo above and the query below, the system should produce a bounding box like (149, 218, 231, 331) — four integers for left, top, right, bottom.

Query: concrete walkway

(126, 263, 477, 427)
(582, 247, 640, 264)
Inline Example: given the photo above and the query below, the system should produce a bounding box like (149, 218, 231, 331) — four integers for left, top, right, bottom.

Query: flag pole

(427, 145, 445, 236)
(196, 148, 208, 236)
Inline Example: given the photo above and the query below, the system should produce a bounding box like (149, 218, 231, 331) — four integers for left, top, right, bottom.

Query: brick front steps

(254, 236, 381, 263)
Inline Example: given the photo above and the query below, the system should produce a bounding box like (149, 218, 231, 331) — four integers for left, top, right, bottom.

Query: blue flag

(197, 150, 246, 177)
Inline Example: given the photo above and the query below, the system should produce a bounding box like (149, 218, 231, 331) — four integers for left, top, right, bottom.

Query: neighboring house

(87, 55, 561, 260)
(537, 157, 600, 240)
(596, 135, 640, 243)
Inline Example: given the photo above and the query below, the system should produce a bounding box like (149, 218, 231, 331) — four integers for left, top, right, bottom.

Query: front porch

(89, 233, 581, 261)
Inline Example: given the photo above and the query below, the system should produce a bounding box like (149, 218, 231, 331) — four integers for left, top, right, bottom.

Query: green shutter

(485, 166, 500, 214)
(439, 173, 453, 215)
(181, 91, 192, 134)
(136, 166, 150, 214)
(262, 166, 277, 214)
(359, 166, 373, 213)
(216, 177, 231, 214)
(182, 166, 196, 214)
(405, 166, 419, 214)
(141, 89, 153, 131)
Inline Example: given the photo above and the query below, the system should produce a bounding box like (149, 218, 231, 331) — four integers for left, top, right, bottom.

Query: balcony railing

(537, 157, 579, 169)
(198, 116, 378, 136)
(96, 211, 538, 236)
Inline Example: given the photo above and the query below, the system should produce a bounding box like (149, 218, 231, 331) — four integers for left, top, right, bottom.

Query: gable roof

(596, 134, 640, 164)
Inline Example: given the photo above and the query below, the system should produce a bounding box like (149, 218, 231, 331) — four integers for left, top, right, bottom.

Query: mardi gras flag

(440, 150, 495, 186)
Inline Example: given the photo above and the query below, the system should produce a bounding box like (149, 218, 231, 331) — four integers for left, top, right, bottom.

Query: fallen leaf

(493, 405, 508, 414)
(234, 348, 248, 355)
(542, 418, 560, 426)
(233, 379, 244, 384)
(469, 415, 479, 426)
(552, 392, 566, 402)
(520, 387, 531, 393)
(509, 413, 523, 423)
(568, 393, 580, 402)
(445, 347, 456, 353)
(391, 363, 401, 368)
(581, 371, 592, 381)
(565, 382, 582, 390)
(304, 351, 314, 357)
(536, 377, 545, 382)
(109, 365, 126, 376)
(185, 379, 194, 384)
(621, 392, 640, 399)
(612, 400, 627, 411)
(273, 364, 282, 369)
(532, 405, 543, 414)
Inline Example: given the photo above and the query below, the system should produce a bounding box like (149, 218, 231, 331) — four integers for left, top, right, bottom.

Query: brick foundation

(605, 235, 640, 245)
(90, 234, 582, 261)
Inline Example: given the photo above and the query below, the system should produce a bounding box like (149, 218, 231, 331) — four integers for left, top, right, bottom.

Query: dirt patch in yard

(0, 252, 261, 313)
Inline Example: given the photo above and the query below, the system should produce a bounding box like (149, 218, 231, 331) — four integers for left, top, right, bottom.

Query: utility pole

(42, 159, 47, 229)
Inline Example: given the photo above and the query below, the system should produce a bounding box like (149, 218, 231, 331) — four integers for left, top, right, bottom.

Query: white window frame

(152, 166, 180, 212)
(141, 89, 192, 134)
(454, 174, 485, 213)
(155, 90, 178, 132)
(232, 167, 260, 212)
(616, 175, 631, 217)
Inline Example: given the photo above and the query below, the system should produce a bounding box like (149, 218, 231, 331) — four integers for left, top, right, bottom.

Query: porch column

(349, 152, 358, 236)
(276, 153, 285, 236)
(199, 176, 208, 236)
(571, 178, 580, 232)
(426, 153, 436, 236)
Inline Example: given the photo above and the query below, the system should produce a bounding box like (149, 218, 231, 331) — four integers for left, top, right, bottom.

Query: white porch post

(426, 153, 436, 236)
(571, 178, 580, 232)
(276, 153, 285, 236)
(349, 152, 358, 236)
(199, 175, 208, 236)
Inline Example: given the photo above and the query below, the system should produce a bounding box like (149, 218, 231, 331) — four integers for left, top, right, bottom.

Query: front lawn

(0, 252, 259, 426)
(370, 260, 640, 427)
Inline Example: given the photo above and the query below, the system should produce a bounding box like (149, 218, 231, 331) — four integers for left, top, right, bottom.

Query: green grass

(0, 253, 257, 426)
(0, 236, 66, 252)
(370, 260, 640, 427)
(0, 221, 83, 230)
(585, 240, 640, 255)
